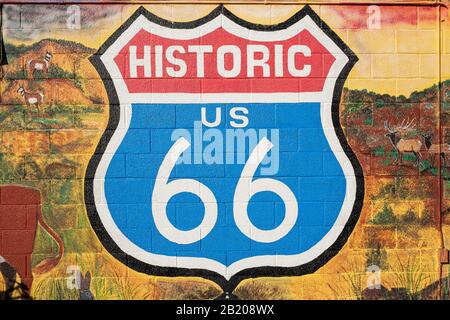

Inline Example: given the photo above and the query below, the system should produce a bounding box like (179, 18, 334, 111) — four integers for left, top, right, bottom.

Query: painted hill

(4, 39, 95, 59)
(342, 79, 449, 155)
(1, 39, 106, 107)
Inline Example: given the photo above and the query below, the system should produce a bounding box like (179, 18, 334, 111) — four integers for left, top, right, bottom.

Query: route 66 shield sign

(86, 5, 364, 292)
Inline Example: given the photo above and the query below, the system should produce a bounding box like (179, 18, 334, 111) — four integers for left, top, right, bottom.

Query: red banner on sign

(113, 28, 336, 94)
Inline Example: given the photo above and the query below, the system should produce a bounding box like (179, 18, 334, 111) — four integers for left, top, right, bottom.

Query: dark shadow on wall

(0, 261, 32, 300)
(1, 5, 8, 66)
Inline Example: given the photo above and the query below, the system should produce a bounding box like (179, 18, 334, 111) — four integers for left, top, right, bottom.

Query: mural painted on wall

(0, 2, 449, 300)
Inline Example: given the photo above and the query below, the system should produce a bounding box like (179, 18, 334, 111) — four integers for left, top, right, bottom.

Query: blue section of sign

(104, 103, 346, 266)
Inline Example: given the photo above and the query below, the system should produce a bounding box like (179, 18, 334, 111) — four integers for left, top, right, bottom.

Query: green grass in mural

(90, 277, 116, 300)
(344, 102, 364, 115)
(370, 203, 397, 225)
(389, 255, 432, 300)
(377, 148, 431, 170)
(109, 270, 152, 300)
(386, 150, 398, 159)
(344, 103, 372, 126)
(373, 146, 385, 157)
(48, 65, 75, 79)
(72, 254, 155, 300)
(76, 255, 112, 300)
(375, 98, 385, 109)
(363, 115, 373, 126)
(76, 105, 104, 113)
(0, 102, 103, 130)
(31, 224, 57, 268)
(33, 277, 80, 300)
(442, 168, 450, 180)
(73, 113, 83, 128)
(11, 61, 85, 93)
(369, 203, 433, 227)
(0, 154, 24, 182)
(365, 238, 388, 270)
(328, 259, 366, 300)
(60, 229, 102, 254)
(58, 180, 73, 204)
(400, 153, 418, 162)
(0, 111, 9, 123)
(0, 105, 26, 129)
(45, 104, 73, 116)
(3, 68, 26, 80)
(90, 96, 104, 105)
(0, 105, 73, 130)
(419, 159, 437, 174)
(32, 117, 61, 126)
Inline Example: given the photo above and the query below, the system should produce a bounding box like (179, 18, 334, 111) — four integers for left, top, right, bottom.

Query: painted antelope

(421, 134, 450, 167)
(27, 51, 53, 78)
(384, 119, 422, 166)
(17, 85, 44, 115)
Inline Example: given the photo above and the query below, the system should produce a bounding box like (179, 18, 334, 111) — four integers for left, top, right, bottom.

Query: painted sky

(2, 3, 449, 96)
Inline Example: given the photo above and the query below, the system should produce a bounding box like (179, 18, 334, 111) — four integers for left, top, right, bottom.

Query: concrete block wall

(0, 1, 449, 300)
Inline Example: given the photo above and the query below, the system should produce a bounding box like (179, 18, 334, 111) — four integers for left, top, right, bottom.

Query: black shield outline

(86, 4, 364, 294)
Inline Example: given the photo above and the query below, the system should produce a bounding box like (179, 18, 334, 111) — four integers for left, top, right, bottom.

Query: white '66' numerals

(152, 137, 298, 245)
(234, 137, 298, 243)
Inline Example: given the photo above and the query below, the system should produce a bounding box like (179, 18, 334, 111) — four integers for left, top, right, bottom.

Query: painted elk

(421, 134, 450, 167)
(27, 51, 53, 78)
(384, 119, 422, 166)
(17, 85, 44, 115)
(0, 186, 64, 299)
